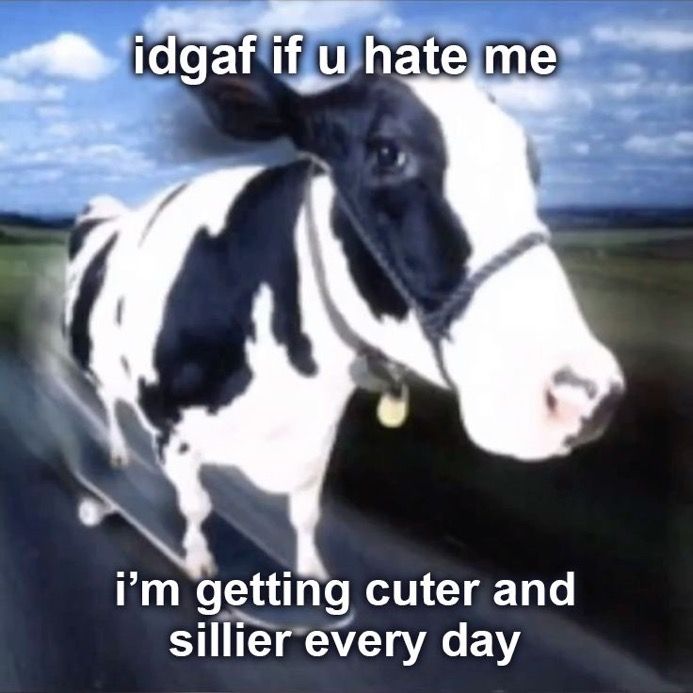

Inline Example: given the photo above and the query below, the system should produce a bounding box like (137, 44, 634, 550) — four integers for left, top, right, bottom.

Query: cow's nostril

(551, 366, 598, 400)
(566, 381, 625, 448)
(545, 369, 595, 421)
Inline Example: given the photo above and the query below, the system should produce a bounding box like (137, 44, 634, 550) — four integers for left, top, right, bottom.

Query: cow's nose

(546, 367, 599, 416)
(547, 366, 624, 448)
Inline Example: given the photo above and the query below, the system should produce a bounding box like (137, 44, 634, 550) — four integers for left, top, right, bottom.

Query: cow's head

(196, 64, 624, 461)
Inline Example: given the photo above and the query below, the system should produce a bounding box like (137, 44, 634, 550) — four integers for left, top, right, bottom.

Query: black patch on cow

(330, 183, 470, 319)
(115, 297, 124, 324)
(331, 206, 409, 320)
(69, 234, 117, 371)
(120, 356, 130, 376)
(139, 182, 189, 246)
(68, 218, 107, 259)
(138, 161, 316, 438)
(300, 73, 470, 320)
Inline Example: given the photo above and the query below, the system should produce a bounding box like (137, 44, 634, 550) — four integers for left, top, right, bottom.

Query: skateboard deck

(48, 360, 353, 631)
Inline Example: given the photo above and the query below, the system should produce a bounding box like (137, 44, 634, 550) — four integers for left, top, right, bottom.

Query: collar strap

(420, 231, 548, 343)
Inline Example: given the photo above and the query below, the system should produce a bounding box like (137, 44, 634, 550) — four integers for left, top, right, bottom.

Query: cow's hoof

(109, 450, 130, 468)
(185, 547, 218, 580)
(297, 554, 329, 582)
(78, 496, 115, 527)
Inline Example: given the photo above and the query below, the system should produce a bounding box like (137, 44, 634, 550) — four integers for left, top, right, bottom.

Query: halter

(303, 161, 548, 391)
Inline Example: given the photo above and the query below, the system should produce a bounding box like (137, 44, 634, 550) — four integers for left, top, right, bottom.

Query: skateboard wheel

(78, 496, 114, 527)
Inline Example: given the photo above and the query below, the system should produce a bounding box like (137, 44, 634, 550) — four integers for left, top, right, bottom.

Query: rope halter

(304, 161, 549, 393)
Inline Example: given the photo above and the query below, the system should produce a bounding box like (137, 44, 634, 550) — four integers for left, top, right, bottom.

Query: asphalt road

(0, 349, 683, 692)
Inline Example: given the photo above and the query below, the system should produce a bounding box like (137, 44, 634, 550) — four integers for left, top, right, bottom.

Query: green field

(560, 247, 693, 358)
(555, 227, 693, 248)
(0, 227, 65, 339)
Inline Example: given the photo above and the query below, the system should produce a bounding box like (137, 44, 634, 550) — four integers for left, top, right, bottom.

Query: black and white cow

(64, 65, 624, 579)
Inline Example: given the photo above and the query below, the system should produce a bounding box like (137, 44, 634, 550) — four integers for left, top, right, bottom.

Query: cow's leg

(100, 393, 129, 468)
(282, 403, 350, 580)
(162, 441, 216, 579)
(289, 470, 329, 580)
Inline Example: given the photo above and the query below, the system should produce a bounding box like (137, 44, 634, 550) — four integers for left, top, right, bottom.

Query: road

(0, 350, 681, 692)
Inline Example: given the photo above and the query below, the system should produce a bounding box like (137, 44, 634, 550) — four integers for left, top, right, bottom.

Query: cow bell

(377, 384, 409, 428)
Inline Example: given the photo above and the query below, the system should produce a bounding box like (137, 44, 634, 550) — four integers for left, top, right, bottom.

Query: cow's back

(65, 167, 259, 378)
(65, 161, 330, 458)
(65, 196, 128, 373)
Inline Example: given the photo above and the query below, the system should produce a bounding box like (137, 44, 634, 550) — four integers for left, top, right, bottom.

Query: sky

(0, 0, 692, 215)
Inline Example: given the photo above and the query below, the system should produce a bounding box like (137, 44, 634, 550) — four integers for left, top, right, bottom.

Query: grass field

(555, 227, 693, 248)
(558, 241, 693, 372)
(0, 227, 65, 340)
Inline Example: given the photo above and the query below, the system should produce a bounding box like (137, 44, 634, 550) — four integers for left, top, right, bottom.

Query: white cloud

(613, 105, 642, 123)
(624, 131, 693, 157)
(612, 62, 646, 79)
(572, 142, 591, 156)
(143, 0, 390, 41)
(603, 81, 641, 99)
(256, 0, 386, 31)
(591, 24, 693, 52)
(44, 118, 117, 140)
(44, 122, 76, 139)
(116, 35, 131, 54)
(0, 33, 116, 81)
(29, 169, 65, 183)
(0, 76, 64, 102)
(37, 104, 68, 119)
(9, 141, 154, 176)
(489, 78, 593, 113)
(79, 143, 153, 172)
(532, 132, 556, 147)
(377, 12, 405, 34)
(658, 82, 693, 98)
(560, 37, 583, 58)
(602, 80, 693, 100)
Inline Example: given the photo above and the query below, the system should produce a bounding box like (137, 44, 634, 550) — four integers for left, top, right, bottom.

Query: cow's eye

(371, 139, 408, 173)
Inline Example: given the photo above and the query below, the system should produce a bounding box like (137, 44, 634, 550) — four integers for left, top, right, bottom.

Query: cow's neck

(299, 172, 447, 389)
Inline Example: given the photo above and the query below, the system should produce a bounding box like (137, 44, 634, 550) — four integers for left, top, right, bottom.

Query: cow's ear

(194, 61, 300, 142)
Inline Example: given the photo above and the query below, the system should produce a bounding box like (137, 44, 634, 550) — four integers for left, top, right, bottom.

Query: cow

(64, 64, 624, 580)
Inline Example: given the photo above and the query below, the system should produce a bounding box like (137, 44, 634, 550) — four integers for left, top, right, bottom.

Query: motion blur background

(0, 1, 692, 691)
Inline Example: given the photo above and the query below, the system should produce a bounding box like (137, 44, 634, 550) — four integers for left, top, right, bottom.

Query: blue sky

(1, 0, 692, 214)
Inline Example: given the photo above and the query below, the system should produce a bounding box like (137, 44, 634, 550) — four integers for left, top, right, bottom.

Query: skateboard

(46, 358, 353, 632)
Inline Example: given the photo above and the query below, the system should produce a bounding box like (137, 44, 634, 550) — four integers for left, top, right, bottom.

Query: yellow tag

(377, 387, 409, 428)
